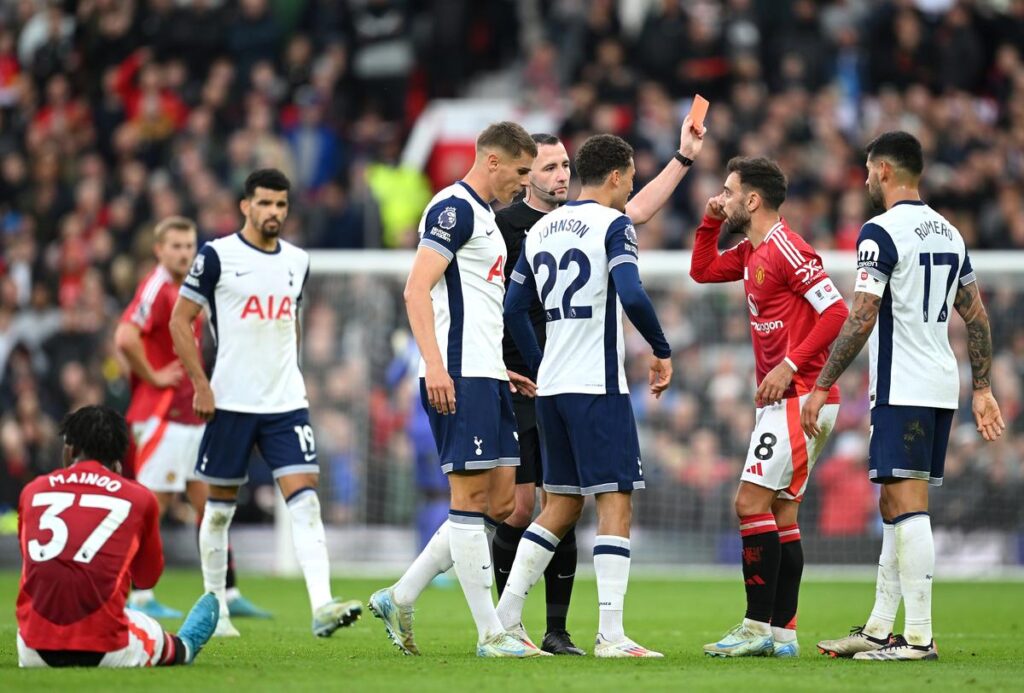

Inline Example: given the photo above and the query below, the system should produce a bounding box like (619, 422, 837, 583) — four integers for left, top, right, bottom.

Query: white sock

(594, 535, 630, 642)
(495, 523, 559, 629)
(864, 521, 900, 639)
(130, 589, 155, 605)
(287, 489, 334, 613)
(484, 516, 498, 543)
(895, 513, 934, 645)
(448, 512, 505, 643)
(772, 626, 797, 642)
(225, 587, 241, 602)
(199, 500, 236, 615)
(393, 521, 454, 606)
(743, 617, 772, 635)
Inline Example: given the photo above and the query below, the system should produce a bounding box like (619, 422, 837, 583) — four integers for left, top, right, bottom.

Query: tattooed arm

(953, 280, 1005, 441)
(953, 280, 991, 390)
(815, 292, 881, 389)
(800, 291, 880, 436)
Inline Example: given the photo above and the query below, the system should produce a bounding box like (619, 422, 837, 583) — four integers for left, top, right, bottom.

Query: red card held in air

(689, 94, 709, 130)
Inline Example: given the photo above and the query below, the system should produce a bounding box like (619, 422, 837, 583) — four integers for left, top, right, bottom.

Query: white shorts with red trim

(133, 421, 204, 492)
(17, 609, 170, 668)
(740, 393, 839, 501)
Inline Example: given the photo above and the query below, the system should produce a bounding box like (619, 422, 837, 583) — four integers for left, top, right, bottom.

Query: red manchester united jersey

(17, 460, 163, 652)
(121, 266, 203, 424)
(691, 217, 844, 403)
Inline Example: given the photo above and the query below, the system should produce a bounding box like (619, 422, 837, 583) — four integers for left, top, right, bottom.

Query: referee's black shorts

(512, 392, 543, 486)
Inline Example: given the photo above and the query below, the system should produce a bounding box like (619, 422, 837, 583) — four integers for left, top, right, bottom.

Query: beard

(867, 182, 885, 210)
(259, 219, 281, 238)
(722, 210, 751, 236)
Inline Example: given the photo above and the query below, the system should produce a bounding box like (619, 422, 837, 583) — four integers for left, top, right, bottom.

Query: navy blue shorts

(195, 408, 319, 485)
(419, 377, 519, 474)
(869, 405, 954, 487)
(537, 393, 644, 495)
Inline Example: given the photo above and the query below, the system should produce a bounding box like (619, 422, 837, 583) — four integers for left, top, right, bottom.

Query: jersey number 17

(918, 252, 959, 323)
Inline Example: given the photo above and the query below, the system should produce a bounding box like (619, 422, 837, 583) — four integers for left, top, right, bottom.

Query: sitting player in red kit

(15, 405, 218, 668)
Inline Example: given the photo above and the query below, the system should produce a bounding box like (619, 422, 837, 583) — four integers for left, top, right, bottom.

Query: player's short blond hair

(476, 122, 538, 158)
(154, 216, 197, 244)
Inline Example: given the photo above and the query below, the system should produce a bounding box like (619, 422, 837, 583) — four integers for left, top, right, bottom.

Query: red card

(689, 94, 709, 130)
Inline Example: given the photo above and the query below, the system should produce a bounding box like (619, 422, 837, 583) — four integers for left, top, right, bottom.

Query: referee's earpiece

(530, 180, 556, 196)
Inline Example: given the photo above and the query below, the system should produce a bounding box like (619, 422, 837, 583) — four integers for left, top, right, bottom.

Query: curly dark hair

(59, 405, 129, 468)
(726, 156, 788, 210)
(574, 134, 634, 187)
(866, 131, 924, 177)
(244, 168, 291, 198)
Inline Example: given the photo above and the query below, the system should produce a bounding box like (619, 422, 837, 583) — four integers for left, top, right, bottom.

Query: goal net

(275, 249, 1023, 573)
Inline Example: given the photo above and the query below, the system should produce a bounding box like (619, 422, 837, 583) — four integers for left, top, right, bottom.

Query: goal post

(279, 249, 1023, 574)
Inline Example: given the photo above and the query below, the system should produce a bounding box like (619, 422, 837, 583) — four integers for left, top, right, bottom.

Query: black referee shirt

(496, 199, 548, 375)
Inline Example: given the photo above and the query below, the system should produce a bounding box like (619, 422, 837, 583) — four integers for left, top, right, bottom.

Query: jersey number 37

(27, 492, 131, 564)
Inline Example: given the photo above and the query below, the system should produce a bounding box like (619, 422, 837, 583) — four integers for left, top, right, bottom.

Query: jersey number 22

(534, 250, 593, 322)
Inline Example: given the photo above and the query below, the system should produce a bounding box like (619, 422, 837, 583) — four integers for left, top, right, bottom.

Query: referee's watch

(674, 151, 695, 167)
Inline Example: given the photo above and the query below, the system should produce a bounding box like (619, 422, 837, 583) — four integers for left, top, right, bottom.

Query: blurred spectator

(0, 1, 1021, 552)
(815, 432, 876, 537)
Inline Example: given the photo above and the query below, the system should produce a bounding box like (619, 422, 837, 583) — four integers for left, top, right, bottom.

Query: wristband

(674, 151, 694, 167)
(814, 384, 831, 393)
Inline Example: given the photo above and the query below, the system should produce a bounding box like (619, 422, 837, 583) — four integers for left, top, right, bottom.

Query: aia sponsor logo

(486, 255, 504, 283)
(241, 295, 294, 320)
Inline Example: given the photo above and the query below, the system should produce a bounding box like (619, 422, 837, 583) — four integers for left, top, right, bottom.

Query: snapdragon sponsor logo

(750, 319, 785, 335)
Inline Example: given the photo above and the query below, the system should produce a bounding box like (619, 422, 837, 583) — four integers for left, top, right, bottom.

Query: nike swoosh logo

(482, 564, 491, 570)
(485, 229, 494, 236)
(235, 271, 253, 276)
(556, 572, 575, 579)
(304, 453, 317, 462)
(497, 568, 510, 574)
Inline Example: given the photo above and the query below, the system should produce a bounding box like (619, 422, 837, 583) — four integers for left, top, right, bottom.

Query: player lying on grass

(16, 405, 218, 668)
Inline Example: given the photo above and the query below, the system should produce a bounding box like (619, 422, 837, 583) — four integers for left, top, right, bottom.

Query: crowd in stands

(0, 1, 1022, 553)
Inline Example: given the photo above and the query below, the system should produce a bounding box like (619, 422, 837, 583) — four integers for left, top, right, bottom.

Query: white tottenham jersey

(181, 232, 311, 413)
(416, 181, 508, 381)
(516, 200, 637, 395)
(854, 200, 975, 409)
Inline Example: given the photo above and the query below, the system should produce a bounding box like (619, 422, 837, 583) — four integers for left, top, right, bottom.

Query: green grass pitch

(1, 570, 1020, 691)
